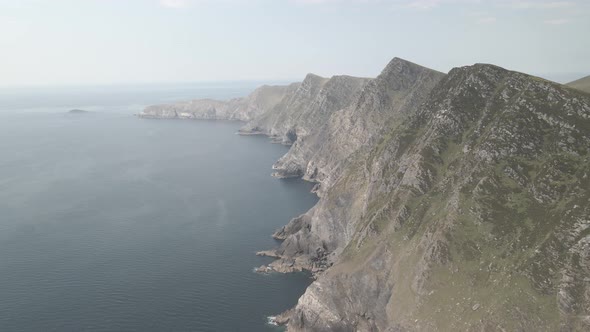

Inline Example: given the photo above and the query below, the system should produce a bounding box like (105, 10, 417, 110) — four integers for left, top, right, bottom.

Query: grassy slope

(567, 75, 590, 94)
(335, 66, 590, 330)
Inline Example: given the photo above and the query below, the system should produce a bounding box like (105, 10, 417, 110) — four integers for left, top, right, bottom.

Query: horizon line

(0, 71, 588, 89)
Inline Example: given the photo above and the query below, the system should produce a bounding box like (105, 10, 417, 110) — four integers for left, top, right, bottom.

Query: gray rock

(138, 83, 299, 121)
(142, 57, 590, 331)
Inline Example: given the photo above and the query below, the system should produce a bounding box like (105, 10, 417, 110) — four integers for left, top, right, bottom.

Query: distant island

(68, 109, 89, 114)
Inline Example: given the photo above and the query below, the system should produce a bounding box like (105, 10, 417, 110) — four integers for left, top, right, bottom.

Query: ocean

(0, 83, 317, 331)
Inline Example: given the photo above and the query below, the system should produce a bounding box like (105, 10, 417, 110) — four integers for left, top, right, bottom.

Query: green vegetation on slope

(567, 75, 590, 94)
(290, 63, 590, 331)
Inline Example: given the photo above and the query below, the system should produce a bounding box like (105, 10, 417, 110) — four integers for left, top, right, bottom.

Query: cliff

(260, 58, 446, 274)
(285, 63, 590, 331)
(139, 83, 299, 121)
(239, 73, 370, 146)
(142, 58, 590, 331)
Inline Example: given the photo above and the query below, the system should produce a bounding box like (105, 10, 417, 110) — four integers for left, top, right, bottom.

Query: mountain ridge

(139, 58, 590, 331)
(284, 61, 590, 331)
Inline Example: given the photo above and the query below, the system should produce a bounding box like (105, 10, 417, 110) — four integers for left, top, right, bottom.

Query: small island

(68, 109, 89, 114)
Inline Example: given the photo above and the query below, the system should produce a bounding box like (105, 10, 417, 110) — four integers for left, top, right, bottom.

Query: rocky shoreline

(139, 57, 590, 331)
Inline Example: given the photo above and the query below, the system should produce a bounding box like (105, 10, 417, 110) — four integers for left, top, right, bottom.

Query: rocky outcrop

(138, 83, 299, 121)
(142, 57, 590, 331)
(262, 58, 445, 275)
(239, 73, 370, 148)
(272, 58, 445, 186)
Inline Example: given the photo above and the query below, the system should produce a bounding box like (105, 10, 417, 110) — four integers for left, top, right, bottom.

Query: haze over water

(0, 84, 317, 331)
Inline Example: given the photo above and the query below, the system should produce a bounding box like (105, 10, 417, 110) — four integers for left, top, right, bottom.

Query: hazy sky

(1, 0, 588, 86)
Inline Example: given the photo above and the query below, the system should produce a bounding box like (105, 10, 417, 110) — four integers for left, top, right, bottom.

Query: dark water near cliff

(0, 83, 317, 331)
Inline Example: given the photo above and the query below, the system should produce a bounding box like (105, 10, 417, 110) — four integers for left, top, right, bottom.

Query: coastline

(136, 115, 325, 329)
(135, 58, 590, 331)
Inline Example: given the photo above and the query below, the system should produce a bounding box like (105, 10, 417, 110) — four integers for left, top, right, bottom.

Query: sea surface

(0, 83, 317, 331)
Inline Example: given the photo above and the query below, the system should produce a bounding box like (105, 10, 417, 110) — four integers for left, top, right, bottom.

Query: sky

(0, 0, 588, 86)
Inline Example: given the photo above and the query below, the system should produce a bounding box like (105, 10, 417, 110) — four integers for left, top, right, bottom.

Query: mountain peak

(446, 63, 563, 93)
(375, 57, 445, 90)
(302, 73, 326, 82)
(442, 63, 524, 93)
(381, 57, 430, 75)
(299, 73, 330, 94)
(451, 62, 510, 76)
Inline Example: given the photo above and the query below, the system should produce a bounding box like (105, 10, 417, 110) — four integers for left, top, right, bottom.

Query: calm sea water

(0, 83, 317, 331)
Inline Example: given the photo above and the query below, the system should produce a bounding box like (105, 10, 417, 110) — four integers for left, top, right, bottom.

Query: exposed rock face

(142, 57, 590, 331)
(271, 58, 444, 183)
(264, 58, 445, 275)
(239, 73, 370, 147)
(138, 83, 299, 121)
(285, 64, 590, 331)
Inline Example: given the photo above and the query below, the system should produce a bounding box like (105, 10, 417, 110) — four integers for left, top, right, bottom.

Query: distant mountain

(141, 58, 590, 331)
(139, 84, 298, 122)
(567, 75, 590, 93)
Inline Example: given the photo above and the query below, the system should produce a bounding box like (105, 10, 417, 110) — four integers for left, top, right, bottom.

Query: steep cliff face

(260, 58, 445, 274)
(141, 57, 590, 331)
(285, 64, 590, 331)
(271, 58, 445, 185)
(139, 83, 299, 121)
(239, 73, 369, 146)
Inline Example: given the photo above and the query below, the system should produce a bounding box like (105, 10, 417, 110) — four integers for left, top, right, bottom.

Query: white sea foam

(267, 316, 278, 326)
